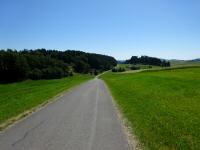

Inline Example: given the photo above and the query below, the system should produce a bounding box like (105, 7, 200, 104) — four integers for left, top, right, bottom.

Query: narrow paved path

(0, 79, 130, 150)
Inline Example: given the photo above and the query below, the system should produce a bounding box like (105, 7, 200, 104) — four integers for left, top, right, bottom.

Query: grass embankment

(101, 67, 200, 150)
(0, 74, 92, 129)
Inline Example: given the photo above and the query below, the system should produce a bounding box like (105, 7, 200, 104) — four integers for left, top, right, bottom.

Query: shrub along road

(0, 78, 130, 150)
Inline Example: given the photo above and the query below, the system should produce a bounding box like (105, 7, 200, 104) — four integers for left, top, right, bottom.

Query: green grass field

(117, 64, 161, 72)
(0, 74, 92, 128)
(101, 67, 200, 150)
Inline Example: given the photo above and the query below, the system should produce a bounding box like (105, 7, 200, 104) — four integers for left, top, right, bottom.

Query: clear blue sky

(1, 0, 200, 60)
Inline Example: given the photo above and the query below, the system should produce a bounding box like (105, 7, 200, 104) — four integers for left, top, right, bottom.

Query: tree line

(125, 56, 170, 67)
(0, 49, 117, 83)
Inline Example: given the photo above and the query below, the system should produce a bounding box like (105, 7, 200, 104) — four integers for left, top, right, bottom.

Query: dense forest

(0, 49, 117, 83)
(125, 56, 170, 67)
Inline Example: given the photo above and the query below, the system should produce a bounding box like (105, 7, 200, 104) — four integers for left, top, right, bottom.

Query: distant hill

(170, 58, 200, 67)
(117, 60, 126, 64)
(189, 58, 200, 62)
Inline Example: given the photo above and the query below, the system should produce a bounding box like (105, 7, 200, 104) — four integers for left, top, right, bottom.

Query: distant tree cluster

(0, 49, 117, 83)
(125, 56, 170, 67)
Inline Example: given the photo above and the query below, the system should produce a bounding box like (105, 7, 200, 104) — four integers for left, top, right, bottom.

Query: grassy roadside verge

(0, 74, 92, 130)
(101, 67, 200, 150)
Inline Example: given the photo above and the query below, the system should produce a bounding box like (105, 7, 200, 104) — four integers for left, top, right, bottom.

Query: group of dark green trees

(0, 49, 117, 83)
(125, 56, 170, 67)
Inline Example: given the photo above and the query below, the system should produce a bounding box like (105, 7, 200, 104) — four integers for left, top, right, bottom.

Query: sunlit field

(101, 67, 200, 150)
(0, 74, 92, 129)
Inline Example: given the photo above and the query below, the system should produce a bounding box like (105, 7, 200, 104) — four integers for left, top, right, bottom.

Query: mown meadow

(0, 74, 92, 129)
(101, 67, 200, 150)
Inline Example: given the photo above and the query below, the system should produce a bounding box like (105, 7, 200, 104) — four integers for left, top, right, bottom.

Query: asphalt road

(0, 78, 130, 150)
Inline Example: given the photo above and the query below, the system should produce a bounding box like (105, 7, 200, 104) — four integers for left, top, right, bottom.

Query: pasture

(101, 67, 200, 150)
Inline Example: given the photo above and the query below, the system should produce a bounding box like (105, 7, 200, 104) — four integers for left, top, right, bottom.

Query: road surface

(0, 78, 130, 150)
